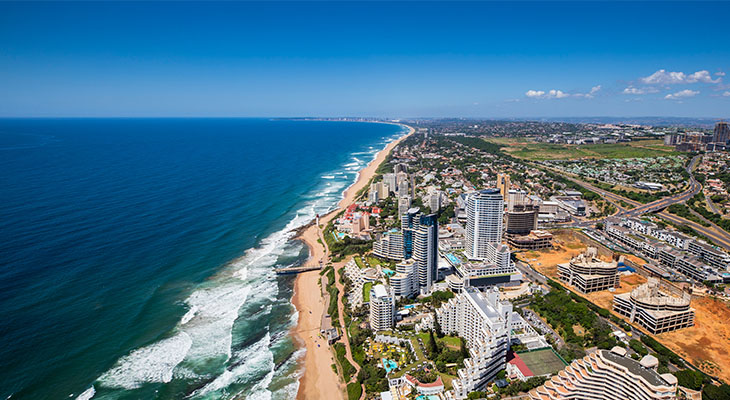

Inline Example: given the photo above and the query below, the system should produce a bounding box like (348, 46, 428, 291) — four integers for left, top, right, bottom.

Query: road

(706, 192, 722, 214)
(547, 155, 730, 251)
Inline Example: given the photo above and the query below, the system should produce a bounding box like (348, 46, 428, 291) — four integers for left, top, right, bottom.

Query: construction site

(518, 229, 730, 383)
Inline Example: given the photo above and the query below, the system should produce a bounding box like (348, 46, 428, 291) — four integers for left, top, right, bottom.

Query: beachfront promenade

(292, 125, 414, 400)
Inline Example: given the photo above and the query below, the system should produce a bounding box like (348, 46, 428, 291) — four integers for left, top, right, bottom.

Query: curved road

(546, 155, 730, 251)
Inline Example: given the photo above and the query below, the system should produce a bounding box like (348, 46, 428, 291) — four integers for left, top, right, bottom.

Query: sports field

(518, 348, 568, 376)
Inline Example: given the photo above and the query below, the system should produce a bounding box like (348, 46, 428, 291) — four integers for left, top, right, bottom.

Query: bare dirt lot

(657, 296, 730, 383)
(517, 229, 730, 383)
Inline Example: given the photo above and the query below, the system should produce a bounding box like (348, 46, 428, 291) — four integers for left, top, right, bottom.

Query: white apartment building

(398, 195, 412, 221)
(529, 347, 677, 400)
(391, 259, 418, 298)
(436, 288, 512, 399)
(383, 173, 397, 195)
(465, 189, 504, 261)
(413, 214, 439, 294)
(369, 284, 395, 332)
(373, 231, 405, 260)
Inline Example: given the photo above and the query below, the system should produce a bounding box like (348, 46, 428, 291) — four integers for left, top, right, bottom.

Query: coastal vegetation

(529, 280, 623, 362)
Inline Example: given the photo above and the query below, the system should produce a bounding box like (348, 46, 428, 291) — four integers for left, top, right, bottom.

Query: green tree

(428, 329, 439, 358)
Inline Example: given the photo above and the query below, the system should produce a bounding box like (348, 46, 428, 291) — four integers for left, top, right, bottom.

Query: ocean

(0, 118, 405, 400)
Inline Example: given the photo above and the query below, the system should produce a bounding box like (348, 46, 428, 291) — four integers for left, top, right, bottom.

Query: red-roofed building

(403, 374, 445, 395)
(506, 351, 534, 381)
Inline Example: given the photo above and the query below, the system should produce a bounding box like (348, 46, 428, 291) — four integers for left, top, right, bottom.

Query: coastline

(291, 123, 415, 400)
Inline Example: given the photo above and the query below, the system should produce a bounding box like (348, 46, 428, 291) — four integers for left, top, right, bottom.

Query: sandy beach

(292, 123, 414, 400)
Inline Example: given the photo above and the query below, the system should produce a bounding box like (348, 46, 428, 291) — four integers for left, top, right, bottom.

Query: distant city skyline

(2, 1, 729, 118)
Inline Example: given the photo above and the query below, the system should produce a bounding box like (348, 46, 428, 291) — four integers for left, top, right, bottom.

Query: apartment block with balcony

(529, 347, 677, 400)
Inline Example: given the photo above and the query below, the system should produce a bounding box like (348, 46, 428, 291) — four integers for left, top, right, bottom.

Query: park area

(486, 137, 679, 161)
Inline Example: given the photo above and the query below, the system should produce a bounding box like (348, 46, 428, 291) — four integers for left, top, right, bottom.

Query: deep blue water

(0, 118, 404, 400)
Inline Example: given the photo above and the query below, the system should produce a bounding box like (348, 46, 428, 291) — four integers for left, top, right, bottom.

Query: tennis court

(517, 348, 567, 377)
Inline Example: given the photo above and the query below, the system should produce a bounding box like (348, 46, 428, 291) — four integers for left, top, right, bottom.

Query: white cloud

(525, 86, 598, 99)
(622, 86, 659, 95)
(549, 89, 570, 99)
(724, 91, 730, 97)
(574, 85, 602, 98)
(664, 89, 699, 100)
(641, 69, 720, 85)
(716, 72, 726, 77)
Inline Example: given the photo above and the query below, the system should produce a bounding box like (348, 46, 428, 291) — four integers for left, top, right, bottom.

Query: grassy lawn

(439, 372, 457, 390)
(416, 333, 462, 350)
(354, 256, 366, 269)
(366, 255, 382, 266)
(491, 139, 680, 161)
(363, 282, 373, 302)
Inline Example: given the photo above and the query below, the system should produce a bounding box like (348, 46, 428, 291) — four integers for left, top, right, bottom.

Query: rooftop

(601, 349, 672, 388)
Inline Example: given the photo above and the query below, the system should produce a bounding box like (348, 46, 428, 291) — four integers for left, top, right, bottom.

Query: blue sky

(1, 1, 729, 118)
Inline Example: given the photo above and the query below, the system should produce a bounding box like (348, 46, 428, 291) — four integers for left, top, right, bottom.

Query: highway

(545, 155, 730, 251)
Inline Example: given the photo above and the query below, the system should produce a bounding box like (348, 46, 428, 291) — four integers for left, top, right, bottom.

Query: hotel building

(391, 259, 418, 298)
(373, 231, 405, 261)
(529, 347, 678, 400)
(414, 213, 438, 293)
(613, 278, 694, 334)
(436, 288, 512, 399)
(369, 284, 395, 331)
(558, 247, 619, 293)
(465, 189, 504, 261)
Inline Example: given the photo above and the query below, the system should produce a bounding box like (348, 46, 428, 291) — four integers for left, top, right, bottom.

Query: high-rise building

(529, 347, 678, 400)
(391, 259, 418, 297)
(383, 173, 397, 195)
(394, 163, 408, 174)
(427, 190, 443, 212)
(414, 213, 438, 293)
(396, 171, 409, 193)
(465, 189, 504, 260)
(507, 189, 527, 210)
(713, 121, 729, 144)
(398, 195, 412, 222)
(402, 207, 421, 259)
(436, 288, 512, 399)
(378, 182, 389, 200)
(368, 182, 379, 204)
(372, 231, 405, 260)
(505, 204, 539, 235)
(497, 173, 510, 202)
(369, 284, 395, 331)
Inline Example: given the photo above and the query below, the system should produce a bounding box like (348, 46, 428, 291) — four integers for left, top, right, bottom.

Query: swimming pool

(382, 268, 395, 276)
(382, 358, 398, 373)
(446, 253, 461, 265)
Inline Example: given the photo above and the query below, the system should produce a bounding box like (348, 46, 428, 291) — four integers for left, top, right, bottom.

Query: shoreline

(291, 123, 415, 400)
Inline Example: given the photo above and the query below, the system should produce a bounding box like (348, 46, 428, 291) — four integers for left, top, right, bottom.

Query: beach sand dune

(292, 123, 413, 400)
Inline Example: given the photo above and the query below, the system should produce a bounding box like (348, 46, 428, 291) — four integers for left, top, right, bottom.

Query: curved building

(529, 347, 677, 400)
(414, 213, 438, 293)
(373, 231, 405, 260)
(558, 247, 619, 293)
(465, 189, 504, 261)
(391, 259, 418, 298)
(613, 278, 694, 334)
